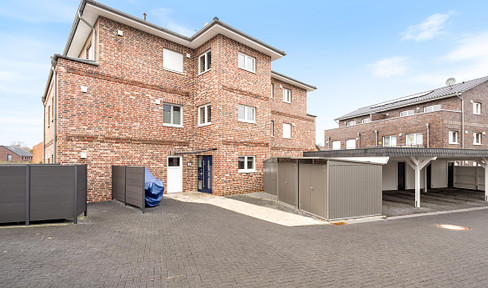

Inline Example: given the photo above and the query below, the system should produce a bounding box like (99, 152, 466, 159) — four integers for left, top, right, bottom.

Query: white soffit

(334, 157, 390, 165)
(271, 72, 317, 92)
(67, 3, 284, 61)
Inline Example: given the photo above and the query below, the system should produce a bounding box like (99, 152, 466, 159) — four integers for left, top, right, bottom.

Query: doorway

(448, 162, 454, 187)
(198, 156, 212, 193)
(427, 164, 432, 189)
(167, 156, 182, 193)
(398, 162, 406, 190)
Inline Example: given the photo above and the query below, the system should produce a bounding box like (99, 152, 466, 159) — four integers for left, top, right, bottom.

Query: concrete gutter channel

(167, 190, 488, 226)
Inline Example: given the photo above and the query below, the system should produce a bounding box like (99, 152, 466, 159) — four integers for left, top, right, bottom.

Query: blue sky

(1, 0, 488, 147)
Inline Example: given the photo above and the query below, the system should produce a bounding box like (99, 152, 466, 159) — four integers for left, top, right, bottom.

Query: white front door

(167, 156, 182, 193)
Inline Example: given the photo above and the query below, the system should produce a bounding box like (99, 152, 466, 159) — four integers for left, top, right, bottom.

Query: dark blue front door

(198, 156, 212, 193)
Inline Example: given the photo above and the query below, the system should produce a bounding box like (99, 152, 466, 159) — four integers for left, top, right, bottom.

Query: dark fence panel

(112, 165, 145, 213)
(0, 166, 26, 223)
(0, 164, 87, 225)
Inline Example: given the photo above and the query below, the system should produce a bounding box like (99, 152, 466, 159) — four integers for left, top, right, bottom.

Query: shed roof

(304, 147, 488, 159)
(336, 76, 488, 121)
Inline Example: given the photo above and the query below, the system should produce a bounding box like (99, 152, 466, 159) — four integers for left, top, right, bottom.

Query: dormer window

(346, 121, 356, 126)
(424, 105, 441, 113)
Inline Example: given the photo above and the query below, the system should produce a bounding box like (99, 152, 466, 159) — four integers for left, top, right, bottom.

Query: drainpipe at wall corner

(42, 95, 45, 163)
(374, 130, 378, 147)
(78, 11, 97, 61)
(455, 92, 465, 148)
(50, 57, 57, 163)
(357, 132, 361, 148)
(426, 123, 430, 148)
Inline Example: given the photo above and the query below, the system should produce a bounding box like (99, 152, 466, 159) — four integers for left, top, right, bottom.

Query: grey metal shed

(263, 157, 383, 220)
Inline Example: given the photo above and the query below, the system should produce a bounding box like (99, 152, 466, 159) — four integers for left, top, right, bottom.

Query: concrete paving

(383, 188, 488, 217)
(2, 197, 488, 287)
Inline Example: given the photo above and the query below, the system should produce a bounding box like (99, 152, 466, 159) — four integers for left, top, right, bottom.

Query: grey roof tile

(2, 146, 32, 157)
(336, 76, 488, 120)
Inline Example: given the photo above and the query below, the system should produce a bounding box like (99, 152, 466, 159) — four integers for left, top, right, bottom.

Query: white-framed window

(163, 103, 183, 127)
(198, 104, 211, 126)
(86, 44, 93, 60)
(346, 139, 356, 149)
(271, 84, 274, 98)
(163, 48, 183, 73)
(406, 133, 423, 147)
(283, 88, 291, 103)
(238, 52, 255, 73)
(238, 156, 255, 173)
(400, 110, 415, 117)
(383, 135, 397, 147)
(473, 102, 482, 115)
(332, 141, 341, 150)
(283, 123, 291, 138)
(198, 50, 211, 74)
(449, 131, 459, 144)
(424, 105, 441, 113)
(474, 133, 482, 145)
(270, 120, 274, 137)
(238, 105, 255, 123)
(346, 121, 356, 127)
(361, 118, 370, 124)
(7, 154, 12, 162)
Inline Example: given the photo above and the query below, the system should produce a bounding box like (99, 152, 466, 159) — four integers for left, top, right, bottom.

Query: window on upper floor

(474, 132, 482, 145)
(473, 102, 482, 115)
(361, 118, 370, 124)
(424, 105, 441, 113)
(383, 135, 397, 147)
(283, 88, 291, 103)
(400, 110, 415, 117)
(449, 131, 459, 144)
(7, 154, 12, 162)
(163, 103, 183, 127)
(198, 50, 211, 74)
(270, 120, 274, 137)
(47, 105, 51, 127)
(271, 84, 274, 98)
(238, 52, 255, 73)
(406, 133, 423, 147)
(346, 139, 356, 149)
(86, 44, 93, 60)
(198, 104, 211, 126)
(332, 141, 341, 150)
(283, 123, 291, 139)
(238, 105, 255, 123)
(346, 121, 356, 126)
(238, 156, 255, 173)
(163, 49, 183, 73)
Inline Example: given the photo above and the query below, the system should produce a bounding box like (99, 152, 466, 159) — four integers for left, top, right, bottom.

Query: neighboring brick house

(324, 76, 488, 151)
(42, 0, 316, 201)
(32, 142, 43, 163)
(0, 145, 32, 163)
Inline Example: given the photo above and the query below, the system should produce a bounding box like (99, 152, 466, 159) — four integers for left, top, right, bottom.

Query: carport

(304, 148, 488, 208)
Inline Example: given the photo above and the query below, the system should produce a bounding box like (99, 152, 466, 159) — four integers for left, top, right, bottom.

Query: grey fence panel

(77, 165, 87, 216)
(0, 166, 26, 223)
(30, 165, 74, 221)
(112, 166, 126, 201)
(328, 161, 382, 220)
(263, 161, 278, 195)
(125, 167, 145, 211)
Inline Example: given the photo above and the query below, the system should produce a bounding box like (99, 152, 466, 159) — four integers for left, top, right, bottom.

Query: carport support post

(482, 158, 488, 201)
(406, 157, 436, 208)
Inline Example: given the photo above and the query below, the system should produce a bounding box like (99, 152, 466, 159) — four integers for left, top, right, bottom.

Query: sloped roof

(2, 146, 32, 157)
(336, 76, 488, 121)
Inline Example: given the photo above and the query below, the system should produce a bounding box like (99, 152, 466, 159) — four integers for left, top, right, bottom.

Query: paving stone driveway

(1, 197, 488, 287)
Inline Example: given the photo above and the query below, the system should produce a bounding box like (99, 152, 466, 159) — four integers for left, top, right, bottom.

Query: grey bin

(263, 157, 383, 220)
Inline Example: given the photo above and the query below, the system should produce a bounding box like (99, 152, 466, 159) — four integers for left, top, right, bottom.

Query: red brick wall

(32, 142, 43, 163)
(0, 146, 22, 163)
(45, 17, 315, 200)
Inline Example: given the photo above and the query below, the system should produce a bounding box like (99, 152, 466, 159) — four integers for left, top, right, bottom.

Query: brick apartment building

(42, 0, 316, 201)
(0, 145, 32, 163)
(324, 76, 488, 151)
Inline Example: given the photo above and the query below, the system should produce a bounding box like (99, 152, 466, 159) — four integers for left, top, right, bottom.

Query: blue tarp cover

(144, 168, 164, 207)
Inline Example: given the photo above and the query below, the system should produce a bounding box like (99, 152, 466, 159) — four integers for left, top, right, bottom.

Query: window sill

(238, 169, 256, 174)
(163, 124, 184, 128)
(474, 143, 482, 146)
(449, 142, 459, 145)
(164, 68, 184, 75)
(198, 68, 211, 76)
(283, 101, 291, 104)
(239, 120, 256, 124)
(198, 123, 211, 127)
(239, 67, 256, 74)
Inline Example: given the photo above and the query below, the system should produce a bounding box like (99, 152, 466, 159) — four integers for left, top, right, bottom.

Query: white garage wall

(382, 161, 398, 190)
(405, 164, 425, 190)
(431, 160, 448, 188)
(454, 166, 485, 191)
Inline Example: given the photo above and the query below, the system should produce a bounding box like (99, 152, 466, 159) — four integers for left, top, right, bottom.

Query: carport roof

(304, 148, 488, 159)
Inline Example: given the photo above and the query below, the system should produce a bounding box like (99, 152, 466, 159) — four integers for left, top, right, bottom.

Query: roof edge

(271, 70, 317, 92)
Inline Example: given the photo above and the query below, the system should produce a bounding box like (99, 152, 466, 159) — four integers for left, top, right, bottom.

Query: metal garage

(264, 157, 383, 220)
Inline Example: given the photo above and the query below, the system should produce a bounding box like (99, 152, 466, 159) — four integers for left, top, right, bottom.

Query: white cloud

(443, 32, 488, 61)
(402, 12, 453, 41)
(368, 57, 409, 78)
(0, 0, 76, 23)
(150, 8, 194, 37)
